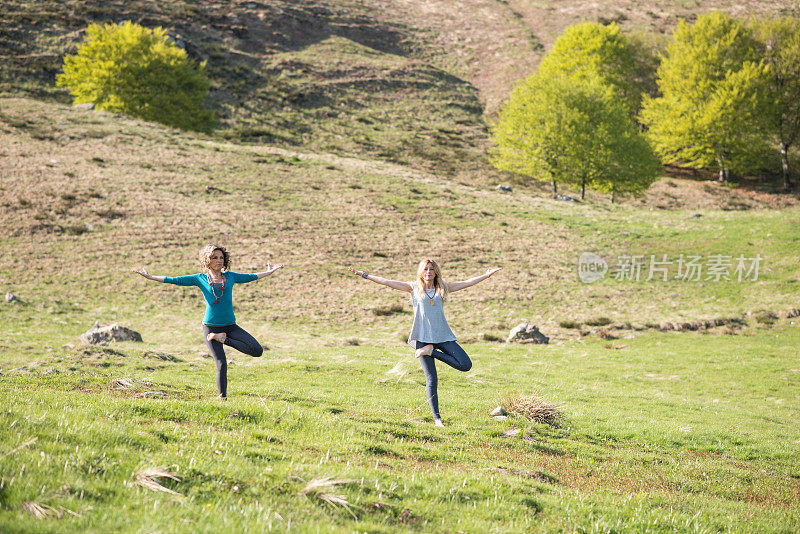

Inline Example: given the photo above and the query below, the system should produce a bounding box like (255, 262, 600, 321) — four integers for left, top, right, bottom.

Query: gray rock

(81, 322, 142, 345)
(73, 103, 95, 110)
(5, 292, 16, 303)
(506, 323, 549, 344)
(495, 185, 512, 193)
(490, 406, 507, 417)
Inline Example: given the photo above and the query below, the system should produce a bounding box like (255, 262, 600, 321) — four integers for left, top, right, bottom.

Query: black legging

(203, 323, 263, 398)
(415, 341, 472, 419)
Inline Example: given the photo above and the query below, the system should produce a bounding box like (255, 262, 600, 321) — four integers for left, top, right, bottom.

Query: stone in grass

(506, 323, 549, 344)
(490, 406, 507, 417)
(81, 321, 142, 345)
(6, 292, 16, 303)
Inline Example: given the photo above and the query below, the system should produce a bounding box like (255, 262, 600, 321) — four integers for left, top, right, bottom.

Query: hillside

(1, 97, 799, 358)
(3, 0, 800, 179)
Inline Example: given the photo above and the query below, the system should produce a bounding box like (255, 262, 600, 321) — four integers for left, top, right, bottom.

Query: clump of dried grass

(112, 378, 166, 398)
(372, 304, 404, 316)
(501, 391, 563, 428)
(112, 377, 148, 390)
(23, 501, 58, 519)
(597, 329, 617, 340)
(22, 501, 80, 520)
(134, 467, 182, 495)
(299, 477, 358, 518)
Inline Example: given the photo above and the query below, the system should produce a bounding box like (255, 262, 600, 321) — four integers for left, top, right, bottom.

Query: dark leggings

(203, 323, 263, 398)
(415, 341, 472, 419)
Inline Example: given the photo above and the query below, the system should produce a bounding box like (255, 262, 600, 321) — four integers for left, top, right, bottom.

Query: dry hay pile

(501, 391, 563, 428)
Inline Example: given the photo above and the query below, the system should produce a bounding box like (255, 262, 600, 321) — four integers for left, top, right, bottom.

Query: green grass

(1, 327, 799, 531)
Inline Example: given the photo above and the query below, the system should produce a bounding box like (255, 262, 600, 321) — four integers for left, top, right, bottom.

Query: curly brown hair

(199, 244, 231, 271)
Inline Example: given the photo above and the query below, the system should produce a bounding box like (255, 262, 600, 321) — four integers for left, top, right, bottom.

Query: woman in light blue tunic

(349, 259, 501, 426)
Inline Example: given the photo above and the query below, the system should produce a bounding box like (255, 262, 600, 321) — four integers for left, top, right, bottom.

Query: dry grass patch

(371, 304, 405, 316)
(299, 476, 358, 518)
(21, 501, 80, 519)
(501, 391, 563, 428)
(134, 467, 182, 495)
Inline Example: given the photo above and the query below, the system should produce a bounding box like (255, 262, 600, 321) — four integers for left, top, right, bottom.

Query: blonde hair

(199, 244, 231, 271)
(415, 259, 448, 302)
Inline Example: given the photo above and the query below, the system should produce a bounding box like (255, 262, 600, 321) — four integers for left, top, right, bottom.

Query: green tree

(537, 22, 643, 114)
(751, 16, 800, 189)
(490, 73, 659, 201)
(640, 12, 770, 182)
(57, 21, 214, 132)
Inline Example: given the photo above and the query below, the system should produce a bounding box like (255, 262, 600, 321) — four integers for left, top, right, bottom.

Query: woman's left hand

(266, 262, 284, 274)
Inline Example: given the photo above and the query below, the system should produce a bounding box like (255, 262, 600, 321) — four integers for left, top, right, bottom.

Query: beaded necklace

(208, 273, 225, 304)
(424, 287, 436, 306)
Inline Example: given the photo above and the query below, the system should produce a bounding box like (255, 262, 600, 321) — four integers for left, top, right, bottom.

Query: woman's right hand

(132, 268, 150, 279)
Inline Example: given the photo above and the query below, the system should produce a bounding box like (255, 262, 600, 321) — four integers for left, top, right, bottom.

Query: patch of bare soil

(623, 177, 800, 211)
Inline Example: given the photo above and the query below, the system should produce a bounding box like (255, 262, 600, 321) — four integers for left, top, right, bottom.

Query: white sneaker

(434, 418, 444, 427)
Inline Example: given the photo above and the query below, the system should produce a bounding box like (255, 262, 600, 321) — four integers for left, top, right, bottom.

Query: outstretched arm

(131, 268, 166, 283)
(254, 262, 284, 279)
(446, 268, 501, 292)
(347, 266, 412, 292)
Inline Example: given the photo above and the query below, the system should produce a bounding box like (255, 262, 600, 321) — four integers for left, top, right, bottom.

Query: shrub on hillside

(57, 21, 214, 132)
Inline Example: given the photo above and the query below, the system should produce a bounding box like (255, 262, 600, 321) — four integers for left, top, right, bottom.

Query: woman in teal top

(133, 244, 283, 399)
(348, 259, 500, 426)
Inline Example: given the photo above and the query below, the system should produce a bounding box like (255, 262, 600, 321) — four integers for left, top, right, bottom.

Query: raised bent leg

(224, 324, 263, 357)
(430, 341, 471, 372)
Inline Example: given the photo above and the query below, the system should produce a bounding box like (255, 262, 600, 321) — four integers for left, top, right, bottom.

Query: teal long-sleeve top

(163, 272, 258, 326)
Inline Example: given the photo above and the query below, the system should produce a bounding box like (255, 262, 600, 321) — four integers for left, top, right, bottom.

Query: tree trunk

(581, 180, 585, 200)
(716, 155, 728, 182)
(781, 142, 793, 190)
(552, 180, 557, 195)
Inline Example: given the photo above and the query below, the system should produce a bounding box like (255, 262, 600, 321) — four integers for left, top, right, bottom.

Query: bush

(57, 21, 215, 132)
(584, 316, 612, 326)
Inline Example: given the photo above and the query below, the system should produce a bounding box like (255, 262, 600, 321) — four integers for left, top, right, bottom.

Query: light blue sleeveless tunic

(407, 286, 457, 348)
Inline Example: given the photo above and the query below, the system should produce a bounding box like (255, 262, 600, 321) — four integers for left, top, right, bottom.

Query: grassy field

(1, 326, 798, 532)
(1, 96, 800, 531)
